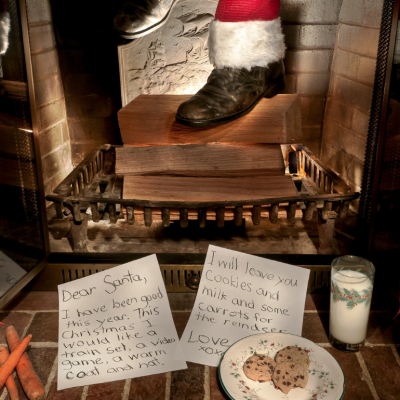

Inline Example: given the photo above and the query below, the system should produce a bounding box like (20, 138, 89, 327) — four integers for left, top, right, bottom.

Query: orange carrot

(0, 334, 32, 390)
(0, 347, 19, 400)
(6, 326, 45, 400)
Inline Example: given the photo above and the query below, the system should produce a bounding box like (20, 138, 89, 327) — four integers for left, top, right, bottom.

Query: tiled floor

(0, 291, 399, 400)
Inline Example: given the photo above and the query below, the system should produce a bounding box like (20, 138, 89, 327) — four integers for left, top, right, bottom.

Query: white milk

(329, 269, 373, 344)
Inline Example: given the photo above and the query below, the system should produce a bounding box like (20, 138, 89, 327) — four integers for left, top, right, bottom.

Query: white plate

(219, 333, 345, 400)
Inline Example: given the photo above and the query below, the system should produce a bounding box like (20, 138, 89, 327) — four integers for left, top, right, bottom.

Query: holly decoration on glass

(331, 281, 372, 310)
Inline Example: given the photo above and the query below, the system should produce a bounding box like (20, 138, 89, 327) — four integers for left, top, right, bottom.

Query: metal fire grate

(29, 264, 331, 294)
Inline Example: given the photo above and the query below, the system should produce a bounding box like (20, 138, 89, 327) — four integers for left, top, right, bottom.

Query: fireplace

(1, 0, 399, 300)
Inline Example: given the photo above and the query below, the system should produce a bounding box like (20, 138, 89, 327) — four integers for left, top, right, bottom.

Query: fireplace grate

(29, 264, 331, 293)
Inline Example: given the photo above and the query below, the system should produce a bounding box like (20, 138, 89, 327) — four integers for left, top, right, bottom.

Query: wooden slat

(118, 94, 301, 145)
(123, 176, 297, 202)
(116, 143, 285, 177)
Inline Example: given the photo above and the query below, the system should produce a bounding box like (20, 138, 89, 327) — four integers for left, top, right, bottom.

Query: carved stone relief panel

(118, 0, 217, 106)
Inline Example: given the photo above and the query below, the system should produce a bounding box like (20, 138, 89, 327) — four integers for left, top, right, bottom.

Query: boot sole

(175, 76, 286, 128)
(115, 0, 179, 40)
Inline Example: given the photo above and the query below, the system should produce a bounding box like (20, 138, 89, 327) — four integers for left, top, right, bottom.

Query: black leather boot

(175, 60, 285, 128)
(114, 0, 177, 39)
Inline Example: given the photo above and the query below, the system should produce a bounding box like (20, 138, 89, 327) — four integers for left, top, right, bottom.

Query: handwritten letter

(0, 251, 27, 297)
(179, 246, 310, 366)
(58, 255, 187, 390)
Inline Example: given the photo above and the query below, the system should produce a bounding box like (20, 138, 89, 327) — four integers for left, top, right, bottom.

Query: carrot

(0, 334, 32, 390)
(6, 326, 45, 400)
(0, 347, 19, 400)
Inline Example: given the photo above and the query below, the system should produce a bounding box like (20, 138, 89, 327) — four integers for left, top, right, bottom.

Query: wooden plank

(116, 143, 285, 177)
(123, 175, 297, 202)
(118, 94, 301, 145)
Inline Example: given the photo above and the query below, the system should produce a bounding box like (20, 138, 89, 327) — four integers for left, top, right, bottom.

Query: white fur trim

(208, 17, 285, 69)
(0, 12, 10, 55)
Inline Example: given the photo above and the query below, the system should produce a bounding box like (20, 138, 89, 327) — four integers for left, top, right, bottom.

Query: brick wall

(320, 0, 383, 211)
(49, 0, 122, 166)
(26, 0, 73, 199)
(280, 0, 341, 155)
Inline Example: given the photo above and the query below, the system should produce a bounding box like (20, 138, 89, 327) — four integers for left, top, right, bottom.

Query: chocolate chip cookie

(275, 346, 310, 366)
(272, 361, 309, 394)
(243, 353, 277, 382)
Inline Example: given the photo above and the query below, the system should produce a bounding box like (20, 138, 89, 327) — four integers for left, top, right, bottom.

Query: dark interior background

(50, 0, 124, 166)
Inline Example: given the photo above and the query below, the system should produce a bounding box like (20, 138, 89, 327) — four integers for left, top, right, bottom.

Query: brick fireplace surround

(3, 1, 399, 398)
(0, 290, 399, 400)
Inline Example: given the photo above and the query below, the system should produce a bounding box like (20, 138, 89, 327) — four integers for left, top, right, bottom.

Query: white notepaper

(179, 245, 310, 366)
(57, 255, 187, 390)
(0, 251, 27, 297)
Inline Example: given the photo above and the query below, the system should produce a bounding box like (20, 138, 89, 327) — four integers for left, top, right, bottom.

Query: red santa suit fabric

(208, 0, 285, 70)
(215, 0, 280, 22)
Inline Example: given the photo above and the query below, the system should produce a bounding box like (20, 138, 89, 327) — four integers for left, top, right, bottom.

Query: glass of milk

(329, 255, 375, 352)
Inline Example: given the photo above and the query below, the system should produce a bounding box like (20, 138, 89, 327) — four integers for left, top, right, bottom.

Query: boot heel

(264, 76, 286, 98)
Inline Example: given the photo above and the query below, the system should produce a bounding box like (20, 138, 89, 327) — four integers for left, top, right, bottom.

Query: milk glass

(329, 256, 375, 352)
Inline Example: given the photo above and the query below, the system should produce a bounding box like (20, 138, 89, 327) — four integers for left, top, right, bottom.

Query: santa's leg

(0, 0, 10, 54)
(176, 0, 285, 127)
(114, 0, 178, 40)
